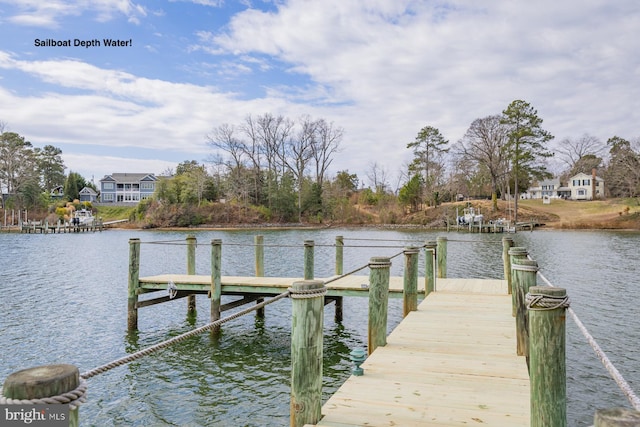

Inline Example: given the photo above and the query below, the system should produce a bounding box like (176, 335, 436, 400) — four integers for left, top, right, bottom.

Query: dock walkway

(310, 278, 530, 427)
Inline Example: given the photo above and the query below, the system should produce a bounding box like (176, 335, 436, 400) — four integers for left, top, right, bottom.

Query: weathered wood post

(334, 235, 344, 323)
(403, 247, 420, 317)
(1, 364, 85, 427)
(255, 235, 265, 318)
(290, 280, 325, 427)
(424, 241, 437, 297)
(304, 240, 314, 280)
(210, 239, 222, 334)
(127, 238, 141, 331)
(436, 236, 447, 278)
(508, 246, 529, 317)
(528, 286, 569, 427)
(502, 237, 514, 294)
(594, 408, 640, 426)
(186, 235, 197, 315)
(512, 257, 538, 359)
(335, 235, 344, 275)
(368, 257, 391, 355)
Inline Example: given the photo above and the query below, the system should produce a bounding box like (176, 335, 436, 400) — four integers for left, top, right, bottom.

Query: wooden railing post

(512, 258, 538, 361)
(528, 286, 569, 427)
(2, 364, 83, 426)
(304, 240, 314, 280)
(255, 235, 265, 318)
(210, 239, 222, 334)
(502, 237, 514, 294)
(594, 408, 640, 426)
(403, 247, 420, 316)
(335, 235, 344, 275)
(368, 257, 391, 355)
(424, 241, 437, 296)
(127, 238, 140, 331)
(186, 235, 197, 315)
(290, 280, 325, 427)
(436, 236, 447, 278)
(508, 247, 529, 317)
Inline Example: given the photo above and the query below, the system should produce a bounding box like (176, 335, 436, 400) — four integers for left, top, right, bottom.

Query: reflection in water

(0, 228, 638, 426)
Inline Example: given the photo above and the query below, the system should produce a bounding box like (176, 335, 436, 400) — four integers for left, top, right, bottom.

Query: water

(0, 228, 638, 426)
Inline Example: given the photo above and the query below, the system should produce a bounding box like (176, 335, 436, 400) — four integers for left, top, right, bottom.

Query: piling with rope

(1, 364, 86, 427)
(127, 238, 141, 331)
(334, 235, 344, 322)
(210, 239, 222, 334)
(186, 235, 197, 315)
(290, 280, 326, 427)
(255, 235, 265, 318)
(502, 237, 514, 293)
(403, 247, 420, 316)
(527, 286, 570, 427)
(436, 236, 447, 278)
(304, 240, 314, 280)
(512, 257, 538, 360)
(508, 246, 529, 317)
(368, 256, 391, 355)
(424, 241, 437, 296)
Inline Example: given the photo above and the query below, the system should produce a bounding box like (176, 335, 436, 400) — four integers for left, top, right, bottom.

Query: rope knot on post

(288, 285, 327, 299)
(369, 259, 392, 269)
(526, 292, 571, 311)
(0, 380, 87, 410)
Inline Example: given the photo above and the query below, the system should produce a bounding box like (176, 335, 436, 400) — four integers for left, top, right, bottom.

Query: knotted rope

(287, 286, 327, 299)
(0, 379, 88, 410)
(525, 292, 571, 311)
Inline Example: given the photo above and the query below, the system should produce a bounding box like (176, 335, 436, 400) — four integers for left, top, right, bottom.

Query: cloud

(0, 0, 147, 28)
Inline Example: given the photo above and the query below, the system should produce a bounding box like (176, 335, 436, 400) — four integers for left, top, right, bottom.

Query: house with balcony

(524, 178, 561, 199)
(99, 173, 157, 204)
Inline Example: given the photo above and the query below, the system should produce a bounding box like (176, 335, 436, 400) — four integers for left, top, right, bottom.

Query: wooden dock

(308, 278, 530, 426)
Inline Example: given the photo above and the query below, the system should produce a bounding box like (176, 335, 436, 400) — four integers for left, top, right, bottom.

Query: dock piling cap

(3, 364, 79, 400)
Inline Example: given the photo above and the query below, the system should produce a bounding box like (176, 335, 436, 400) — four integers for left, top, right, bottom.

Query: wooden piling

(290, 280, 325, 427)
(255, 235, 265, 318)
(436, 237, 447, 278)
(334, 236, 345, 322)
(210, 239, 222, 333)
(508, 247, 529, 317)
(403, 247, 420, 316)
(2, 364, 81, 427)
(528, 286, 568, 427)
(127, 238, 140, 331)
(368, 257, 391, 355)
(186, 235, 197, 315)
(335, 235, 344, 275)
(424, 241, 437, 297)
(304, 240, 314, 280)
(502, 237, 514, 294)
(594, 408, 640, 426)
(512, 258, 538, 359)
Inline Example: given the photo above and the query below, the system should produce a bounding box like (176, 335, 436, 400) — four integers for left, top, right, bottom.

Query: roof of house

(100, 173, 156, 183)
(79, 186, 98, 195)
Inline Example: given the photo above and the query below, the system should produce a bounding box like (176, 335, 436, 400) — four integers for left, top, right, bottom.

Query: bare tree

(456, 115, 509, 211)
(310, 119, 343, 188)
(206, 123, 245, 169)
(556, 134, 605, 170)
(366, 161, 389, 193)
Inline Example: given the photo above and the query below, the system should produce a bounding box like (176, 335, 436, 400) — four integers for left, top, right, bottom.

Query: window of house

(103, 183, 114, 190)
(141, 182, 154, 190)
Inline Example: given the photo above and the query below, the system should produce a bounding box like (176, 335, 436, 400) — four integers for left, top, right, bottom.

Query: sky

(0, 0, 638, 189)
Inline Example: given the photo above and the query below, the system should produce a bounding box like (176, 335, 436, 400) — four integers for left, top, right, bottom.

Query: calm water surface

(0, 228, 638, 426)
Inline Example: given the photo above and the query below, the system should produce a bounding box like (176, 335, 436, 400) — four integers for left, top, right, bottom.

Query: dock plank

(309, 285, 529, 427)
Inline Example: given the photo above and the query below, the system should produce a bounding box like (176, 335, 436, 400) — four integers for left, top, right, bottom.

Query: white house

(568, 172, 604, 200)
(524, 178, 561, 199)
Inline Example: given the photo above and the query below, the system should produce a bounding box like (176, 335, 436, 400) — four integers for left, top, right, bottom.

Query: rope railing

(81, 290, 291, 380)
(535, 267, 640, 411)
